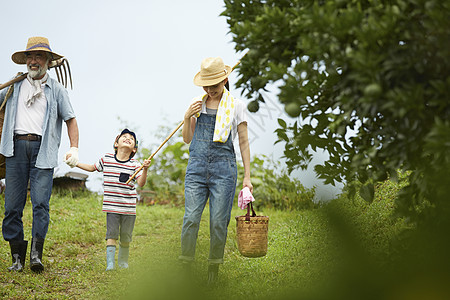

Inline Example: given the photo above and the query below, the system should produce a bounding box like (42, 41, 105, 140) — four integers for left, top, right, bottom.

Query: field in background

(0, 185, 411, 299)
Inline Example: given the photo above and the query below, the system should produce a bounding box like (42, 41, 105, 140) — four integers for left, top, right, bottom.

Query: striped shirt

(95, 153, 143, 215)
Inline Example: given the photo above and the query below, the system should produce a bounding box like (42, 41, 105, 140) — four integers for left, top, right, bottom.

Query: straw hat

(193, 57, 232, 86)
(12, 36, 63, 65)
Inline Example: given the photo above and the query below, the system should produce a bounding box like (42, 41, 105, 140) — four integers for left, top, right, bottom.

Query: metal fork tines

(49, 58, 73, 89)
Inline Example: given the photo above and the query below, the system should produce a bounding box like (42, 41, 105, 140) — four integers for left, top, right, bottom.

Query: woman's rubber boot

(106, 245, 116, 271)
(207, 264, 220, 286)
(118, 245, 129, 269)
(30, 238, 45, 273)
(8, 240, 28, 272)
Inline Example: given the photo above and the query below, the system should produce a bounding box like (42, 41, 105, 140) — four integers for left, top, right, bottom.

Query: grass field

(0, 188, 412, 299)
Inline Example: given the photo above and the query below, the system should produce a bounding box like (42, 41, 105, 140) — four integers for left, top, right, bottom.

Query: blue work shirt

(0, 76, 76, 169)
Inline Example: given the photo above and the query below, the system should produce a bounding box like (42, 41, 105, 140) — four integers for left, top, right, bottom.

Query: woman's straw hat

(193, 57, 232, 86)
(12, 36, 63, 65)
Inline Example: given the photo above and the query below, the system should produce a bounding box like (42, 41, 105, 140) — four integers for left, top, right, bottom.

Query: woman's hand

(183, 100, 202, 144)
(184, 100, 202, 120)
(243, 177, 253, 194)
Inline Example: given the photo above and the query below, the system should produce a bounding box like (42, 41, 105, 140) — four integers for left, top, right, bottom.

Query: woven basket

(235, 202, 269, 258)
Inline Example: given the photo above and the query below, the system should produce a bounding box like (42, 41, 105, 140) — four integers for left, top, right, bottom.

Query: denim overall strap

(188, 113, 235, 160)
(180, 113, 238, 264)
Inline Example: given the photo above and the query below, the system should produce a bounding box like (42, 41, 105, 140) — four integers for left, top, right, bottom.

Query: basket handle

(245, 202, 256, 221)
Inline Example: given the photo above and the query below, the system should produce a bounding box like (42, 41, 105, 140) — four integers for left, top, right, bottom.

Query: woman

(180, 57, 253, 284)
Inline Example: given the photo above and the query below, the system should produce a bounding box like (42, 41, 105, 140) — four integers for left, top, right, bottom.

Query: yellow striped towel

(195, 88, 236, 143)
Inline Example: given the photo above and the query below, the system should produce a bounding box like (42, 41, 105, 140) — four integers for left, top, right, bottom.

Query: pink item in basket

(238, 187, 255, 210)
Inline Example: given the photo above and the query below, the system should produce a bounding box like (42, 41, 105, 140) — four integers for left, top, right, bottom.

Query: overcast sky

(1, 0, 342, 200)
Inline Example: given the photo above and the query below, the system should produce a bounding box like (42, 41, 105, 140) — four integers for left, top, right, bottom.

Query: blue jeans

(180, 113, 237, 264)
(2, 139, 53, 241)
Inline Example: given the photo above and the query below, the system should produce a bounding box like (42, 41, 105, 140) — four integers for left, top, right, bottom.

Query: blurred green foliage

(313, 171, 450, 300)
(236, 154, 316, 210)
(142, 140, 189, 206)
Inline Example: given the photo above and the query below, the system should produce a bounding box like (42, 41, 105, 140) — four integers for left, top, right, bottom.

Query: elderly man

(0, 37, 79, 273)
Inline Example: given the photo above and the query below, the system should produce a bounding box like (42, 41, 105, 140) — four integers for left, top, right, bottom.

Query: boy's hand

(142, 159, 151, 170)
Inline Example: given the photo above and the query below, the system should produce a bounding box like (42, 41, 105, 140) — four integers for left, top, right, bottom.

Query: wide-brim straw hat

(193, 57, 232, 86)
(12, 36, 63, 65)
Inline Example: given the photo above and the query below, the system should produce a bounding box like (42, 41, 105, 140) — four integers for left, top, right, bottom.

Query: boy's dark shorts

(106, 213, 136, 243)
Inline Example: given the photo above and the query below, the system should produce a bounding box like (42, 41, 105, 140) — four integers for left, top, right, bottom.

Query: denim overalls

(180, 113, 237, 264)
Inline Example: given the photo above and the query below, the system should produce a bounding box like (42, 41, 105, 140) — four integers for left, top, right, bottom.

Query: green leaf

(278, 118, 287, 128)
(359, 183, 375, 203)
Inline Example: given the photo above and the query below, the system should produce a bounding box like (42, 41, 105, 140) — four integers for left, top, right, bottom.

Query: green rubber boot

(106, 245, 116, 271)
(118, 246, 129, 269)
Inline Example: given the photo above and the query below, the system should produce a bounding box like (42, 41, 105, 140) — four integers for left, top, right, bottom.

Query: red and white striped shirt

(95, 153, 143, 215)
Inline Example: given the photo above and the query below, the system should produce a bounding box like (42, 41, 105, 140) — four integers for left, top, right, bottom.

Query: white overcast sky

(0, 0, 341, 200)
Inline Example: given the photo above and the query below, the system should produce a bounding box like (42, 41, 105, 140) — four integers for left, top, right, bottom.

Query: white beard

(27, 63, 48, 79)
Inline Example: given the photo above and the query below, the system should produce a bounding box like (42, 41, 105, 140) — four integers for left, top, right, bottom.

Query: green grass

(0, 186, 410, 300)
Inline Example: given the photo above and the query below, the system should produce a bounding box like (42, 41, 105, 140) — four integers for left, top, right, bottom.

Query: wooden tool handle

(125, 120, 185, 184)
(0, 73, 27, 91)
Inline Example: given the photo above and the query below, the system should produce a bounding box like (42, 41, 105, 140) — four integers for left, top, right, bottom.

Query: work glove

(64, 147, 79, 168)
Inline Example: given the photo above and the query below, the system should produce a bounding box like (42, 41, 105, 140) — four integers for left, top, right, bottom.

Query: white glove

(64, 147, 79, 168)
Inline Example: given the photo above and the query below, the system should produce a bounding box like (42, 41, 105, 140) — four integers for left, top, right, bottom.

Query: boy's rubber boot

(207, 263, 219, 285)
(8, 240, 28, 272)
(30, 238, 45, 273)
(117, 246, 129, 269)
(106, 245, 116, 271)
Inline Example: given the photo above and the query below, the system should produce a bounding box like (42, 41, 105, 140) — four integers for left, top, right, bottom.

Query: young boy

(75, 129, 151, 270)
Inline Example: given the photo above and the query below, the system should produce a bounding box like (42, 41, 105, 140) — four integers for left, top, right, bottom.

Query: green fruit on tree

(247, 100, 260, 112)
(285, 102, 301, 117)
(364, 83, 382, 97)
